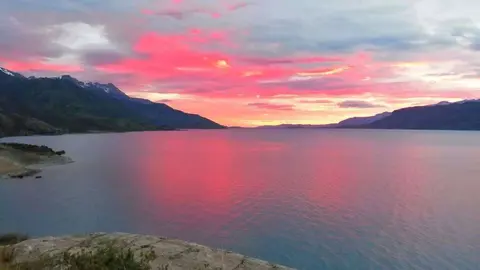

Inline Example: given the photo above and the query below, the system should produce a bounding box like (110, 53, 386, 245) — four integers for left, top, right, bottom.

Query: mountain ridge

(254, 100, 480, 131)
(0, 67, 224, 137)
(255, 112, 392, 129)
(362, 100, 480, 130)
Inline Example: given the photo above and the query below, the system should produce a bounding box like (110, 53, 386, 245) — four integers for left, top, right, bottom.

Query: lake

(1, 129, 479, 269)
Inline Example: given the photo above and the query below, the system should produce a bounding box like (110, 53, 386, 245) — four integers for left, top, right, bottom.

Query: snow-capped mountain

(0, 66, 224, 131)
(0, 68, 125, 99)
(57, 75, 128, 98)
(0, 67, 14, 76)
(0, 67, 25, 78)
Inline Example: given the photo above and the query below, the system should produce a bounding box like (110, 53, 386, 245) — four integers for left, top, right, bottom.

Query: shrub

(3, 241, 157, 270)
(0, 234, 28, 246)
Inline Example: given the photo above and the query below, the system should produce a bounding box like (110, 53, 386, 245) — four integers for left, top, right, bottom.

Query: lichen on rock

(2, 233, 294, 270)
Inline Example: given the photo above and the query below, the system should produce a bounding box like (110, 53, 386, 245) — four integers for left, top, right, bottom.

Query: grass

(0, 239, 157, 270)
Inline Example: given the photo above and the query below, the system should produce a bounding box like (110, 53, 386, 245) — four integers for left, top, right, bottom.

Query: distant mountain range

(363, 100, 480, 130)
(337, 112, 392, 127)
(256, 100, 480, 131)
(0, 67, 223, 137)
(255, 112, 392, 129)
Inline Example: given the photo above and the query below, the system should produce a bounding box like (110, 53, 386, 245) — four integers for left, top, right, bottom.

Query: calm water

(1, 129, 479, 269)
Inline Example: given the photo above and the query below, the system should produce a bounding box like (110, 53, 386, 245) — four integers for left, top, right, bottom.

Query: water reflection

(1, 130, 480, 270)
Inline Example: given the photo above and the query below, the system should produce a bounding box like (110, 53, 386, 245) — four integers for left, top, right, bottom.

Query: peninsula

(0, 143, 72, 179)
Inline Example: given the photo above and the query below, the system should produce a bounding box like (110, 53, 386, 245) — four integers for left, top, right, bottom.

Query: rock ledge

(8, 233, 294, 270)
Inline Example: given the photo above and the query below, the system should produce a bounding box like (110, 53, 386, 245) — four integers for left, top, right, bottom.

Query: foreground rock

(0, 143, 72, 179)
(6, 233, 294, 269)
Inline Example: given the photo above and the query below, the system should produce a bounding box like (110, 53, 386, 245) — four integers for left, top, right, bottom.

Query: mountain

(256, 123, 336, 129)
(0, 111, 61, 137)
(364, 101, 480, 130)
(336, 112, 392, 127)
(59, 75, 129, 99)
(255, 113, 391, 129)
(0, 67, 24, 78)
(254, 100, 480, 131)
(0, 67, 223, 136)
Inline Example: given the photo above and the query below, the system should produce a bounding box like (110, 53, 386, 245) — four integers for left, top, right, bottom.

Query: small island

(0, 143, 72, 179)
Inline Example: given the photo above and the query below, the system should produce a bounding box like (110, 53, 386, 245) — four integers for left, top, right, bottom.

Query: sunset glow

(2, 0, 480, 126)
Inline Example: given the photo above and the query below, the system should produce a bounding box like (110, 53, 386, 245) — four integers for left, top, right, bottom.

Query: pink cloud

(2, 60, 83, 73)
(247, 102, 295, 111)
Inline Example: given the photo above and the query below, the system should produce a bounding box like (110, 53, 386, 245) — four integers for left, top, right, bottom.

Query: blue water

(1, 129, 479, 269)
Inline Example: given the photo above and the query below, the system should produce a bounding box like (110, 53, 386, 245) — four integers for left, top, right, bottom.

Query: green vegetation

(0, 69, 223, 137)
(0, 143, 60, 156)
(0, 75, 161, 135)
(0, 234, 28, 247)
(1, 240, 157, 270)
(1, 246, 16, 270)
(0, 143, 66, 157)
(0, 234, 28, 270)
(0, 112, 61, 137)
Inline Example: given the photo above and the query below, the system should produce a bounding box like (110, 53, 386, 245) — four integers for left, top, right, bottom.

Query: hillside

(337, 112, 391, 127)
(0, 111, 61, 137)
(364, 101, 480, 130)
(0, 67, 223, 136)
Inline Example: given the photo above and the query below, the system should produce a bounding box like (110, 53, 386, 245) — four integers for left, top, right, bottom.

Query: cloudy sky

(1, 0, 480, 126)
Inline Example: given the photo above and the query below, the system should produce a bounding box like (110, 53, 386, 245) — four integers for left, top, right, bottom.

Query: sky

(1, 0, 480, 126)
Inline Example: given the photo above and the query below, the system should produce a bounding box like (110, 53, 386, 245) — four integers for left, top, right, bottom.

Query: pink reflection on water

(128, 131, 275, 240)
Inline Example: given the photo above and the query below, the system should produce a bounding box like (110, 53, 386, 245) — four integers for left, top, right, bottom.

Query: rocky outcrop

(7, 233, 294, 269)
(0, 143, 64, 156)
(0, 143, 72, 179)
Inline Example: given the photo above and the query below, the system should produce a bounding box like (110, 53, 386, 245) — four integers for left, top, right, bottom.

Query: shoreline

(0, 143, 72, 179)
(0, 128, 218, 141)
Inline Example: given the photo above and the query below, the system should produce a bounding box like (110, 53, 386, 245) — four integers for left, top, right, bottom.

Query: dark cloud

(73, 69, 139, 87)
(239, 56, 338, 65)
(0, 0, 153, 13)
(462, 74, 480, 79)
(156, 99, 172, 103)
(82, 50, 131, 66)
(247, 102, 295, 111)
(298, 99, 333, 104)
(426, 72, 458, 77)
(243, 4, 469, 57)
(228, 2, 253, 11)
(150, 10, 190, 20)
(337, 100, 385, 108)
(0, 17, 63, 60)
